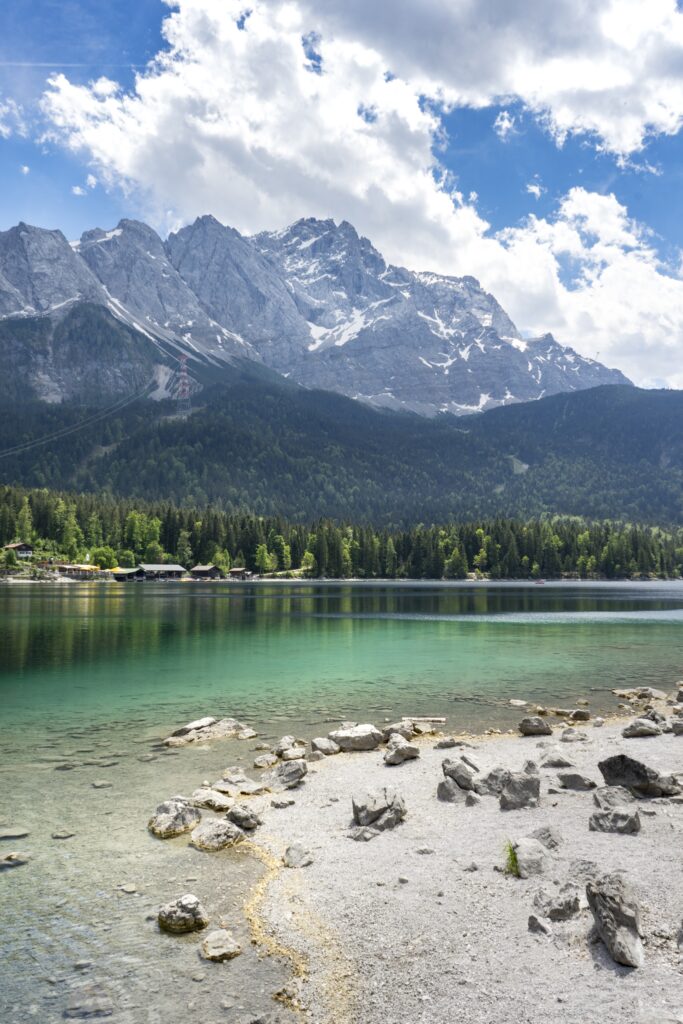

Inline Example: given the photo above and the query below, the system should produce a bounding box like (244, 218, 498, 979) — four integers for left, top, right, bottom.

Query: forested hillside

(2, 485, 681, 579)
(1, 378, 682, 524)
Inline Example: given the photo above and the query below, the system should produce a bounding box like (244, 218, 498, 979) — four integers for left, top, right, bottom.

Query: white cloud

(20, 164, 30, 175)
(493, 110, 516, 141)
(71, 185, 86, 196)
(0, 97, 25, 139)
(526, 181, 544, 199)
(38, 0, 683, 386)
(86, 173, 97, 188)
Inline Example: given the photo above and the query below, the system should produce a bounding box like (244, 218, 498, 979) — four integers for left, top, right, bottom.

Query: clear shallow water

(2, 580, 683, 1022)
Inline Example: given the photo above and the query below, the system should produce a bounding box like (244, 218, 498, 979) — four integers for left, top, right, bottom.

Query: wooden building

(111, 566, 145, 582)
(3, 542, 34, 559)
(190, 564, 224, 580)
(228, 567, 252, 580)
(138, 563, 187, 580)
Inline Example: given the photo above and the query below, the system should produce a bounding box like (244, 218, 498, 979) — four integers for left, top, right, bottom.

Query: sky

(2, 1, 683, 387)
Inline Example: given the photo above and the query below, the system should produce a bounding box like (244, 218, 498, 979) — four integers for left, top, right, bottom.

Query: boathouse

(228, 566, 252, 580)
(190, 564, 224, 580)
(111, 566, 145, 582)
(138, 563, 187, 580)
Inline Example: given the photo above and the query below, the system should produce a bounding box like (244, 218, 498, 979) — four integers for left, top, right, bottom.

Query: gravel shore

(253, 718, 683, 1024)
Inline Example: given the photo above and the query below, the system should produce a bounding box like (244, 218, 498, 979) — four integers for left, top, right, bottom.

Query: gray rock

(281, 747, 307, 761)
(349, 826, 381, 842)
(534, 886, 581, 921)
(271, 797, 295, 808)
(148, 799, 201, 839)
(518, 716, 552, 737)
(311, 737, 341, 756)
(586, 874, 644, 968)
(283, 843, 314, 868)
(460, 754, 480, 772)
(434, 737, 457, 749)
(413, 721, 437, 736)
(201, 928, 242, 961)
(384, 735, 420, 765)
(381, 720, 415, 743)
(63, 982, 114, 1019)
(513, 837, 547, 877)
(437, 778, 467, 803)
(557, 772, 597, 791)
(474, 766, 511, 796)
(264, 758, 308, 791)
(465, 792, 481, 807)
(500, 772, 540, 810)
(622, 718, 662, 738)
(227, 803, 262, 830)
(0, 851, 30, 870)
(164, 716, 248, 747)
(0, 827, 29, 840)
(352, 787, 406, 831)
(529, 825, 563, 850)
(560, 727, 589, 743)
(569, 708, 591, 721)
(442, 758, 476, 790)
(671, 719, 683, 735)
(593, 786, 636, 810)
(593, 717, 606, 728)
(613, 686, 667, 701)
(190, 788, 233, 811)
(253, 753, 279, 770)
(328, 723, 383, 751)
(308, 751, 325, 762)
(274, 735, 298, 756)
(158, 894, 209, 934)
(598, 754, 680, 797)
(528, 914, 552, 936)
(541, 753, 574, 768)
(589, 809, 641, 834)
(190, 819, 244, 851)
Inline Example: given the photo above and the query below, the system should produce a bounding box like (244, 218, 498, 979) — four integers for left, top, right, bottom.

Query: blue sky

(2, 0, 683, 386)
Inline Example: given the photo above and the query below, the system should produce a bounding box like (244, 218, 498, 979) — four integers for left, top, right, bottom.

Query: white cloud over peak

(38, 0, 683, 386)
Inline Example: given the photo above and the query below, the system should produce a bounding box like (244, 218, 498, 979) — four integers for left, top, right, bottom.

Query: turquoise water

(2, 580, 683, 731)
(2, 580, 683, 1023)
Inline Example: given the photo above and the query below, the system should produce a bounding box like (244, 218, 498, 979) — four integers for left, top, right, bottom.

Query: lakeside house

(112, 563, 188, 581)
(44, 563, 101, 580)
(189, 564, 224, 580)
(111, 566, 146, 582)
(228, 566, 253, 580)
(3, 542, 33, 559)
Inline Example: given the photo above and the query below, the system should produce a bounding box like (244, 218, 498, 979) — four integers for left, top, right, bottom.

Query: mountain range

(0, 215, 628, 415)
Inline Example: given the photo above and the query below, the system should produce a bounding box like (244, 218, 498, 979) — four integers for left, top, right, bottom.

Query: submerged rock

(164, 716, 250, 747)
(148, 799, 201, 839)
(586, 874, 644, 968)
(63, 982, 114, 1019)
(158, 894, 209, 934)
(201, 928, 241, 961)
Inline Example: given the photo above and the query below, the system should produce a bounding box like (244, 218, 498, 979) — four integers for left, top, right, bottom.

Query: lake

(2, 580, 683, 1023)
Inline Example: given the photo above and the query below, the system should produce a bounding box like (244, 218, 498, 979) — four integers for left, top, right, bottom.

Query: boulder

(264, 758, 308, 791)
(384, 735, 419, 765)
(622, 718, 662, 738)
(593, 786, 636, 810)
(158, 894, 209, 934)
(569, 709, 591, 722)
(201, 928, 241, 961)
(148, 799, 201, 839)
(528, 914, 552, 936)
(586, 874, 644, 968)
(352, 787, 406, 831)
(281, 747, 307, 761)
(541, 753, 574, 768)
(308, 751, 325, 762)
(311, 737, 340, 756)
(442, 758, 476, 790)
(412, 721, 438, 736)
(560, 727, 589, 743)
(557, 772, 597, 791)
(534, 886, 580, 921)
(190, 788, 233, 812)
(328, 723, 383, 751)
(381, 720, 415, 743)
(529, 826, 563, 850)
(465, 792, 480, 807)
(518, 716, 552, 737)
(500, 772, 540, 810)
(283, 843, 313, 868)
(513, 837, 546, 878)
(164, 717, 248, 747)
(598, 754, 680, 797)
(253, 752, 279, 770)
(227, 803, 262, 830)
(275, 735, 298, 756)
(474, 766, 511, 796)
(437, 777, 467, 803)
(190, 820, 244, 851)
(671, 720, 683, 736)
(434, 737, 457, 749)
(589, 809, 641, 834)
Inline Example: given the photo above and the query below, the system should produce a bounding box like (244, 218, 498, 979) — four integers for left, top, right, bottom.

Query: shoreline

(244, 703, 683, 1022)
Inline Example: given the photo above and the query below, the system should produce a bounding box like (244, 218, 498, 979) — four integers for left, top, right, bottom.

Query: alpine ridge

(0, 215, 629, 413)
